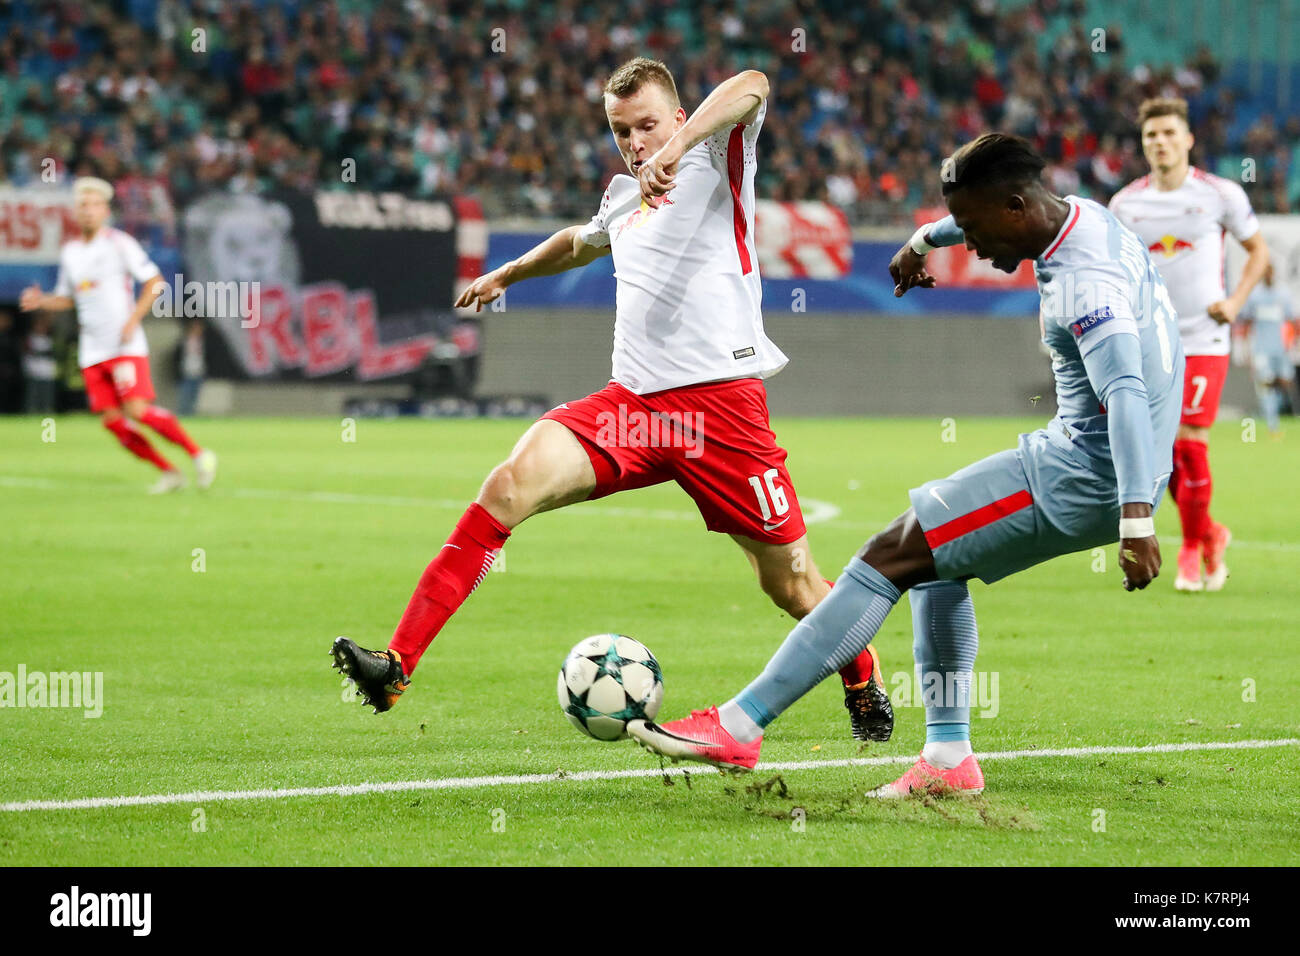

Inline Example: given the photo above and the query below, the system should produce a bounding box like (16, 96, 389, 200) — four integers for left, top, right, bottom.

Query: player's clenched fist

(888, 245, 937, 297)
(1206, 298, 1240, 325)
(1119, 534, 1161, 591)
(637, 142, 681, 207)
(455, 268, 509, 312)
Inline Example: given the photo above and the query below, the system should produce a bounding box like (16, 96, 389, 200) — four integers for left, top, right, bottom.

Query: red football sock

(139, 406, 200, 456)
(388, 502, 511, 675)
(818, 576, 878, 687)
(839, 648, 876, 687)
(105, 417, 175, 472)
(1174, 438, 1213, 545)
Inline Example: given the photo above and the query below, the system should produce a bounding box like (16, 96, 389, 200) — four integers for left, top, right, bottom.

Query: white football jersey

(1108, 167, 1259, 356)
(577, 100, 787, 394)
(55, 226, 161, 368)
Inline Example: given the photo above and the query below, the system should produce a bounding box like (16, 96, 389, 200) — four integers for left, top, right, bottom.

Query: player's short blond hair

(1138, 97, 1190, 128)
(73, 176, 114, 202)
(603, 57, 680, 109)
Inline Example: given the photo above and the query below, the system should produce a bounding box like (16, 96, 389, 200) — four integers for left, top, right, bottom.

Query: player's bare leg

(475, 418, 598, 527)
(728, 532, 827, 618)
(333, 419, 597, 711)
(122, 396, 216, 490)
(854, 509, 941, 590)
(98, 405, 183, 493)
(729, 532, 893, 742)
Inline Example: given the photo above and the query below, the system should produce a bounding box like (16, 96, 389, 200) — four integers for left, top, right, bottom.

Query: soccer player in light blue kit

(629, 134, 1185, 795)
(1240, 263, 1297, 436)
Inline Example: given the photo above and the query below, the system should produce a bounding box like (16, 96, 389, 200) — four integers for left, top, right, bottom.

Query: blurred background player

(1108, 97, 1269, 592)
(22, 313, 57, 414)
(19, 177, 217, 494)
(331, 59, 891, 741)
(176, 318, 207, 417)
(1240, 262, 1298, 437)
(629, 135, 1181, 794)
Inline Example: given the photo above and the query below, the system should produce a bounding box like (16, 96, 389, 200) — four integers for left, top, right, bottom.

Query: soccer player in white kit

(331, 59, 891, 743)
(1109, 98, 1270, 592)
(20, 177, 216, 494)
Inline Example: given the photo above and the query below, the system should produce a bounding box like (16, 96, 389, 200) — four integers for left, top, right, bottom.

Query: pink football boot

(868, 753, 985, 798)
(628, 706, 761, 770)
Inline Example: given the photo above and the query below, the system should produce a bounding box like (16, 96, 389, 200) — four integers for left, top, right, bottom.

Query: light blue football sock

(1259, 384, 1282, 433)
(731, 557, 900, 730)
(909, 580, 979, 745)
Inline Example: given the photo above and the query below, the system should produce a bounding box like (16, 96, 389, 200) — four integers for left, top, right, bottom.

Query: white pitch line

(0, 474, 843, 527)
(2, 737, 1294, 814)
(10, 474, 1300, 553)
(8, 474, 1300, 552)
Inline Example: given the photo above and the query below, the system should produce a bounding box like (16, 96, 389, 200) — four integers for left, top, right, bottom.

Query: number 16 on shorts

(748, 468, 789, 523)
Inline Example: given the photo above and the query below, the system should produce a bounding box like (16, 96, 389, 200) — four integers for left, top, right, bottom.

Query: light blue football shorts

(1252, 348, 1295, 383)
(908, 427, 1169, 584)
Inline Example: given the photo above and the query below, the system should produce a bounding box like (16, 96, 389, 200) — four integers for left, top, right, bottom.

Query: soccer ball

(556, 634, 664, 740)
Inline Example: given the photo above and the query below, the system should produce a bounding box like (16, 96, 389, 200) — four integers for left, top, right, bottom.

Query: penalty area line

(2, 737, 1295, 814)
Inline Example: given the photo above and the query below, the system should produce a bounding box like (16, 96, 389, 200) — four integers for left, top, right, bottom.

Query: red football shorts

(541, 378, 808, 545)
(1181, 354, 1229, 427)
(83, 355, 155, 412)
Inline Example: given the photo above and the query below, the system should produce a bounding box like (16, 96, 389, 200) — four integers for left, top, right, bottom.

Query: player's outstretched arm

(637, 70, 769, 205)
(1081, 331, 1162, 591)
(1208, 232, 1269, 324)
(18, 285, 74, 313)
(889, 215, 965, 296)
(454, 224, 610, 312)
(120, 275, 164, 343)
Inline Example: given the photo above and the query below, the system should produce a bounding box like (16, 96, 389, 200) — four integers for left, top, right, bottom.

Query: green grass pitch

(1, 413, 1296, 865)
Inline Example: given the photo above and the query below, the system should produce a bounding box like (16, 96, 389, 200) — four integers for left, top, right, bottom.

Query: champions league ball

(557, 634, 664, 740)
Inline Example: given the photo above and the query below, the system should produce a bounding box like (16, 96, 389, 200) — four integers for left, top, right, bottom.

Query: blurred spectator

(23, 314, 58, 414)
(176, 318, 206, 416)
(0, 311, 23, 414)
(0, 0, 1294, 226)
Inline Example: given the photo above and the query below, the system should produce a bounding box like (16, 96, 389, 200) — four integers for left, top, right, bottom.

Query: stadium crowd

(0, 0, 1297, 228)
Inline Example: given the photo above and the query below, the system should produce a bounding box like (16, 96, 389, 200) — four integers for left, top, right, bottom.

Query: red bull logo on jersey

(75, 278, 98, 291)
(1149, 234, 1195, 258)
(616, 197, 673, 238)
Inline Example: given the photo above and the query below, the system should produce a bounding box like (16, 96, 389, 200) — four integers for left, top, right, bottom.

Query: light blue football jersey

(1033, 197, 1184, 485)
(1242, 283, 1295, 356)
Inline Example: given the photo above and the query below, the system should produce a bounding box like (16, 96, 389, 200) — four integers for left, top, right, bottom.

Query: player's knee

(478, 461, 521, 515)
(101, 409, 123, 427)
(858, 511, 933, 592)
(478, 457, 543, 524)
(859, 522, 904, 567)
